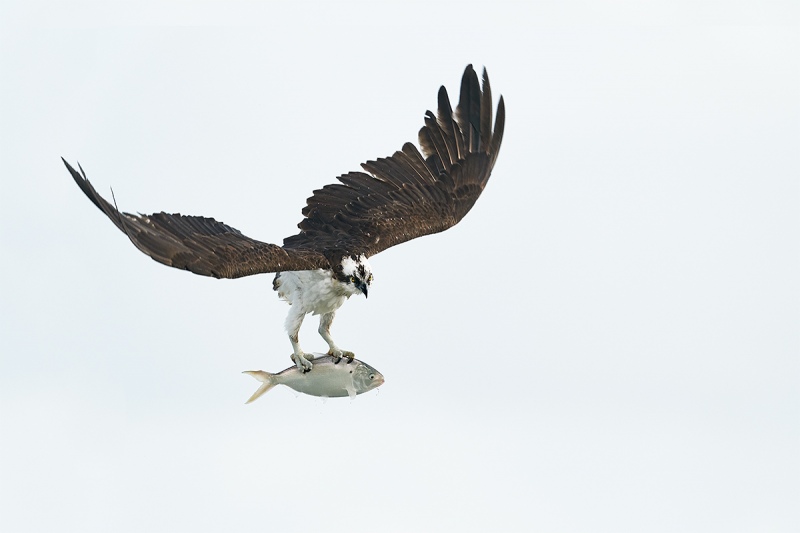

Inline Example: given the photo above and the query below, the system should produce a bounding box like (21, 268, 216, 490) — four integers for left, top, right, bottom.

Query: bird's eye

(349, 276, 356, 283)
(368, 274, 374, 283)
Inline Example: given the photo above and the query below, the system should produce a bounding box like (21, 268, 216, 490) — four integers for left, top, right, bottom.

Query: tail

(242, 371, 278, 403)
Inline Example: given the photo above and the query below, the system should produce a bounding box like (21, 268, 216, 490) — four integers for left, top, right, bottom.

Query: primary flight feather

(64, 65, 505, 372)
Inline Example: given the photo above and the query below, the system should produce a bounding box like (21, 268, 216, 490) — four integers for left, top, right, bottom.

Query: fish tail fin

(242, 371, 278, 403)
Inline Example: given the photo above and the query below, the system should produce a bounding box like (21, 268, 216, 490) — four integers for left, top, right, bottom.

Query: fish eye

(369, 374, 375, 379)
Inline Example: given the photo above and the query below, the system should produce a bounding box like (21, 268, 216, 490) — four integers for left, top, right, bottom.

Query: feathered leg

(319, 312, 354, 363)
(285, 306, 314, 372)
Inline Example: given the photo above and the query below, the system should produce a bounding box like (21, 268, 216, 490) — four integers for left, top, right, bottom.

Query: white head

(338, 254, 373, 298)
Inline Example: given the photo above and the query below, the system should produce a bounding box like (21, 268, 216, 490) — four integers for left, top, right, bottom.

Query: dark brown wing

(63, 159, 329, 278)
(282, 65, 505, 257)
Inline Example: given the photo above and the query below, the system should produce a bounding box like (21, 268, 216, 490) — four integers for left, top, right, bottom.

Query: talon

(328, 349, 354, 365)
(291, 352, 313, 372)
(327, 350, 342, 364)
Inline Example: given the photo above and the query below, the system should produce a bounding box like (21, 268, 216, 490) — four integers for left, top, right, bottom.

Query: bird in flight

(63, 65, 505, 372)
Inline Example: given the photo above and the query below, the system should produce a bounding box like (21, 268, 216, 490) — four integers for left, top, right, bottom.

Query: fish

(243, 353, 384, 403)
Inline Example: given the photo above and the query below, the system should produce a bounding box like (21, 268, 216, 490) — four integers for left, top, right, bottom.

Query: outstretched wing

(63, 159, 328, 279)
(282, 65, 505, 257)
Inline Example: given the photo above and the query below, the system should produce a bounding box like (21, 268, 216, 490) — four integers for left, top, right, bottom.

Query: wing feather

(420, 111, 452, 172)
(398, 143, 439, 184)
(436, 86, 463, 163)
(480, 68, 493, 153)
(456, 64, 482, 152)
(490, 96, 506, 169)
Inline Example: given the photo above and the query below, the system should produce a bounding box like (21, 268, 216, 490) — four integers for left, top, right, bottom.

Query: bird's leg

(319, 312, 354, 364)
(286, 307, 314, 372)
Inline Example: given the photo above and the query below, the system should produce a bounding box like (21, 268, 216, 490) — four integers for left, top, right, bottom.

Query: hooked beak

(357, 282, 369, 298)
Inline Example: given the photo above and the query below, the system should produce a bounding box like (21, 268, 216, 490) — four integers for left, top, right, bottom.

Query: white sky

(1, 1, 798, 532)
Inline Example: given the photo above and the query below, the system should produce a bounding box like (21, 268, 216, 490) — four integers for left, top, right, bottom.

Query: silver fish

(243, 353, 384, 403)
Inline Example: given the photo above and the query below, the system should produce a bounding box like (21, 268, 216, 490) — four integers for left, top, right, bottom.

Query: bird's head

(336, 254, 373, 298)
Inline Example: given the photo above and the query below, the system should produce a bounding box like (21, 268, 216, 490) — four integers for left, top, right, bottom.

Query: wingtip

(61, 156, 76, 173)
(61, 157, 88, 181)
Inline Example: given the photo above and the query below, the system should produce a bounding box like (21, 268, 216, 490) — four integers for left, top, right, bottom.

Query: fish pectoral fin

(345, 384, 357, 400)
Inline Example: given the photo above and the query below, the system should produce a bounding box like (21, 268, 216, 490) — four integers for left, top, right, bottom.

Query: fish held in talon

(243, 354, 385, 402)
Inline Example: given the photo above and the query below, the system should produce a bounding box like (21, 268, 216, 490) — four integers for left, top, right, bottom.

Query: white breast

(275, 269, 357, 315)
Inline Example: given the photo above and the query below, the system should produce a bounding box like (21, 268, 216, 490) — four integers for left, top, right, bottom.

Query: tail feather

(243, 371, 278, 403)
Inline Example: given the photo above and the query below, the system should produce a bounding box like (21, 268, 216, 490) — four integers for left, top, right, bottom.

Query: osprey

(63, 65, 505, 372)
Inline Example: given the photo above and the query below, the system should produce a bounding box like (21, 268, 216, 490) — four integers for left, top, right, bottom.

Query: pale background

(1, 1, 797, 532)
